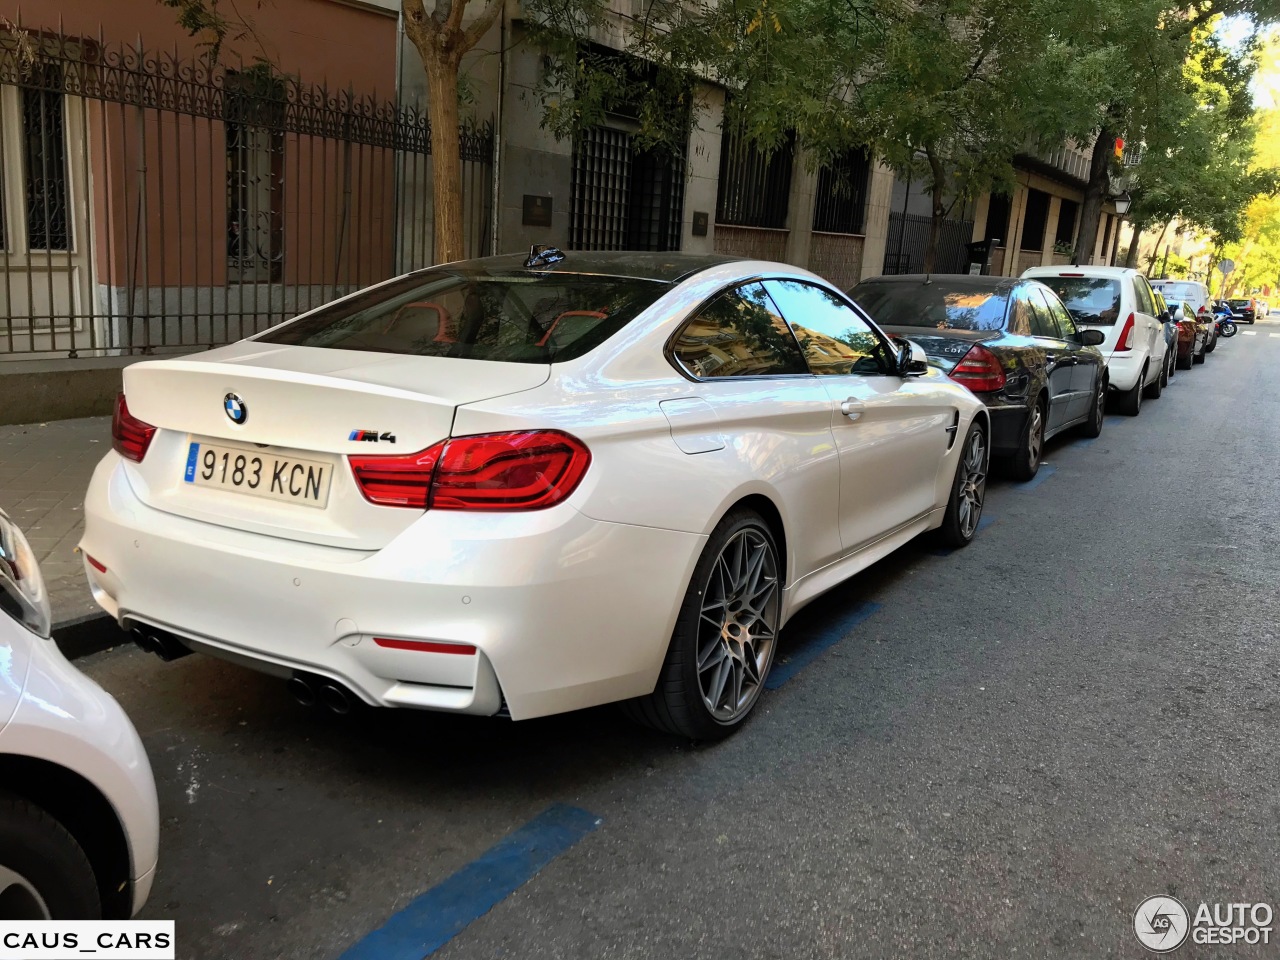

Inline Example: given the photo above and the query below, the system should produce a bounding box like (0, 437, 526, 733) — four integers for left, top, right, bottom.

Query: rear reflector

(350, 430, 591, 511)
(1115, 313, 1136, 351)
(373, 637, 477, 655)
(86, 555, 107, 574)
(949, 344, 1007, 393)
(111, 393, 157, 463)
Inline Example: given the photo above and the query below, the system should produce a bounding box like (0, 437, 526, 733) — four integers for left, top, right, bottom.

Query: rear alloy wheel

(1143, 358, 1163, 399)
(1193, 339, 1207, 364)
(938, 420, 988, 547)
(1161, 348, 1172, 386)
(622, 510, 781, 739)
(1006, 398, 1045, 482)
(0, 792, 100, 920)
(1079, 372, 1107, 438)
(1115, 368, 1144, 416)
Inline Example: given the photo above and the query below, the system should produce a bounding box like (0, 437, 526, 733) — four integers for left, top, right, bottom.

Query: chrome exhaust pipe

(317, 683, 352, 715)
(286, 675, 317, 708)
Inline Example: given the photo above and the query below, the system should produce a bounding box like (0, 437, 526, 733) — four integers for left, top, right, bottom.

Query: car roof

(447, 250, 742, 284)
(855, 273, 1023, 295)
(1023, 264, 1143, 279)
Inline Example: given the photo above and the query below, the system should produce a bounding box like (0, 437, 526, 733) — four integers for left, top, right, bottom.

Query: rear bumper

(82, 454, 704, 721)
(1106, 352, 1146, 392)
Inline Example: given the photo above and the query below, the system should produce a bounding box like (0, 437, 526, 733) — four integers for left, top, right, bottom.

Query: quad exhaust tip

(289, 672, 356, 715)
(130, 625, 192, 662)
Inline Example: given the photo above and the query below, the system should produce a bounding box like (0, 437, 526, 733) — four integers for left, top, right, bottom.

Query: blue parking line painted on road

(338, 804, 602, 960)
(1015, 463, 1057, 491)
(765, 601, 881, 690)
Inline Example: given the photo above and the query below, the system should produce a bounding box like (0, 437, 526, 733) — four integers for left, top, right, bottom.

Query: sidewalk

(0, 417, 112, 625)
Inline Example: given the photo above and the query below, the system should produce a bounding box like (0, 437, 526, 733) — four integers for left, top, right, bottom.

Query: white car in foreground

(0, 509, 158, 919)
(1023, 265, 1169, 415)
(83, 249, 989, 738)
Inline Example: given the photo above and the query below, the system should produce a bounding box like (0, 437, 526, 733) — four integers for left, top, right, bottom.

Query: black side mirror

(1081, 329, 1106, 346)
(1157, 310, 1171, 323)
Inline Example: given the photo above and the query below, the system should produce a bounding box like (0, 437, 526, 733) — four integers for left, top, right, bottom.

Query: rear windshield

(1036, 277, 1122, 326)
(1152, 282, 1203, 303)
(851, 283, 1009, 331)
(257, 269, 672, 363)
(1229, 299, 1251, 308)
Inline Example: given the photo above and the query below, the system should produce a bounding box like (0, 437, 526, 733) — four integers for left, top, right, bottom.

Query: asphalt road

(80, 320, 1280, 959)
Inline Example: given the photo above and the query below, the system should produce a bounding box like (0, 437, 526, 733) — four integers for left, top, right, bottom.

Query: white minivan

(1023, 266, 1169, 416)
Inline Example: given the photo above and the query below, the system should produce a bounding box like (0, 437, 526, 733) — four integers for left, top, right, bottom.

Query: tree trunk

(1143, 221, 1170, 273)
(923, 149, 945, 273)
(1073, 123, 1114, 265)
(424, 53, 466, 264)
(1124, 220, 1143, 268)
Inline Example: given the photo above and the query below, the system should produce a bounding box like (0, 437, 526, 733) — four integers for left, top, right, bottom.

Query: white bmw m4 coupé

(82, 249, 989, 738)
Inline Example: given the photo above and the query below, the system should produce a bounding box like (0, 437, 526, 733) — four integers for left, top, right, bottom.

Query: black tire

(1206, 330, 1217, 352)
(1079, 371, 1107, 438)
(938, 419, 988, 548)
(1004, 396, 1045, 482)
(1115, 368, 1144, 416)
(1143, 358, 1163, 399)
(1176, 345, 1193, 370)
(621, 509, 781, 740)
(0, 791, 100, 919)
(1161, 348, 1171, 386)
(1193, 340, 1206, 364)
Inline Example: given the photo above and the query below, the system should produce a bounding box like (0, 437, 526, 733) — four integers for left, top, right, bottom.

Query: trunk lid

(882, 327, 1002, 374)
(121, 343, 550, 549)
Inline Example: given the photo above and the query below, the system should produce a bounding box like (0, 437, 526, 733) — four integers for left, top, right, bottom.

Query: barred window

(715, 124, 794, 229)
(812, 147, 871, 234)
(22, 64, 71, 251)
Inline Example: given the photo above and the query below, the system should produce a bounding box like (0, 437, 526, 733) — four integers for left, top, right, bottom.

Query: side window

(1006, 291, 1034, 336)
(1026, 289, 1062, 339)
(761, 279, 889, 375)
(1133, 278, 1155, 316)
(671, 282, 808, 379)
(1046, 292, 1079, 340)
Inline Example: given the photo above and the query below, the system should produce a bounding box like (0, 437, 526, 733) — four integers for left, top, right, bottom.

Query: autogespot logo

(1135, 895, 1191, 953)
(224, 393, 247, 425)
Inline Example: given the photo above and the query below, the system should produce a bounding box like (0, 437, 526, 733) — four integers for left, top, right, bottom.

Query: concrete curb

(52, 612, 128, 661)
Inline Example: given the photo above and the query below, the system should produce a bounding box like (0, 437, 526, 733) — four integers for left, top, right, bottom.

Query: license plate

(184, 440, 333, 508)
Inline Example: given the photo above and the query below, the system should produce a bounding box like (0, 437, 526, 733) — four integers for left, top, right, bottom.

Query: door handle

(840, 399, 865, 421)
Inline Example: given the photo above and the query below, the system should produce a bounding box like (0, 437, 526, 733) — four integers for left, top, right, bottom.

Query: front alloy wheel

(622, 511, 781, 739)
(939, 421, 987, 547)
(1007, 399, 1044, 481)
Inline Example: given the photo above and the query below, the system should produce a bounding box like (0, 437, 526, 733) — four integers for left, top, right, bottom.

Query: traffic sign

(1218, 259, 1236, 275)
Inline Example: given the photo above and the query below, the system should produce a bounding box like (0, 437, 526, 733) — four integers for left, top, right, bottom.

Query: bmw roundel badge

(224, 393, 248, 425)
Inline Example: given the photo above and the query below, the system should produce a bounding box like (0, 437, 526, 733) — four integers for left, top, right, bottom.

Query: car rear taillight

(348, 445, 444, 509)
(349, 431, 591, 511)
(111, 393, 156, 463)
(1115, 313, 1136, 351)
(950, 344, 1007, 393)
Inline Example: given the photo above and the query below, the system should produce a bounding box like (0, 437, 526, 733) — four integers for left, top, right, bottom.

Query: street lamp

(1113, 193, 1132, 216)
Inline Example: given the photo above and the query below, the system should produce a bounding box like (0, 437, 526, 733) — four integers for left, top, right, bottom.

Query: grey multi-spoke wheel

(939, 420, 988, 547)
(622, 509, 781, 739)
(0, 792, 100, 919)
(1079, 371, 1107, 439)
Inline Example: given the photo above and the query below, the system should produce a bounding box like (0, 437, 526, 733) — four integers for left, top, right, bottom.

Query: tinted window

(1006, 290, 1035, 336)
(1027, 289, 1061, 339)
(1036, 276, 1122, 326)
(1045, 290, 1079, 339)
(259, 268, 670, 363)
(672, 282, 808, 379)
(1152, 281, 1205, 305)
(763, 279, 886, 375)
(850, 281, 1009, 332)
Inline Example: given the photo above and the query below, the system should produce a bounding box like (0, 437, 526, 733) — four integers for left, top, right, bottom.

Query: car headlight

(0, 509, 51, 638)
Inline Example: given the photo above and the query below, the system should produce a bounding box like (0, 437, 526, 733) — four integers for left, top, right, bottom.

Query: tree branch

(461, 0, 504, 51)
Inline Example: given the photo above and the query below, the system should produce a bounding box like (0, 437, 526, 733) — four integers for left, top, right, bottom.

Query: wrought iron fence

(883, 212, 975, 275)
(0, 26, 492, 359)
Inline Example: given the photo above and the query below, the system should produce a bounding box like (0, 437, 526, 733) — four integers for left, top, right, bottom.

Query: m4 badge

(349, 430, 397, 443)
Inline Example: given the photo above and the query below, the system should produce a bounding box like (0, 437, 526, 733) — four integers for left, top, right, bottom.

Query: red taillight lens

(86, 554, 107, 573)
(950, 344, 1007, 393)
(111, 393, 156, 462)
(1115, 313, 1136, 351)
(432, 431, 591, 511)
(349, 431, 591, 511)
(373, 637, 477, 655)
(349, 444, 444, 509)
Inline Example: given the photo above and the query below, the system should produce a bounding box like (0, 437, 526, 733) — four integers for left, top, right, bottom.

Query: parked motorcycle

(1214, 303, 1238, 338)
